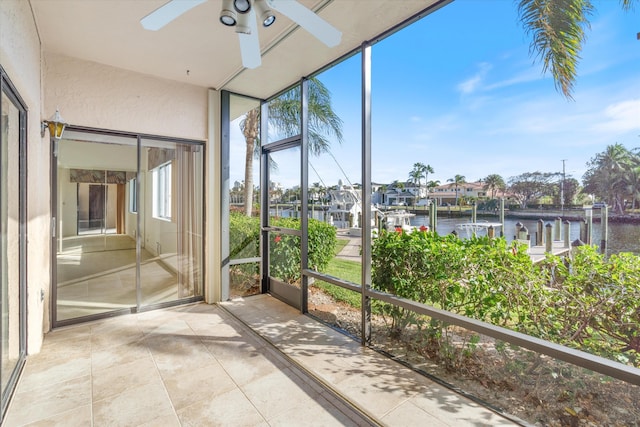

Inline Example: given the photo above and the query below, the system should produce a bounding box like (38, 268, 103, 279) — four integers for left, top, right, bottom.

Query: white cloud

(483, 68, 546, 91)
(456, 62, 492, 94)
(591, 99, 640, 133)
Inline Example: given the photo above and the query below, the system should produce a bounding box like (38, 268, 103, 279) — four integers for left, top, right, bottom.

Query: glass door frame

(259, 79, 310, 312)
(0, 64, 27, 421)
(51, 126, 205, 328)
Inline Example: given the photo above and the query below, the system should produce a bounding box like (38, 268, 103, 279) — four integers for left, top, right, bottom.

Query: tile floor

(4, 296, 520, 426)
(56, 234, 181, 320)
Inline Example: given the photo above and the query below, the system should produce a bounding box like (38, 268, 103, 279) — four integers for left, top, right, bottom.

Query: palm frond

(518, 0, 594, 99)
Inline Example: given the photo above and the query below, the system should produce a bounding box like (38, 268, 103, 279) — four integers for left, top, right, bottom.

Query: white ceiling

(30, 0, 447, 100)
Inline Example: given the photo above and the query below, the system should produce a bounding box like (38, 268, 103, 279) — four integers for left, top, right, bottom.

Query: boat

(327, 182, 379, 236)
(382, 210, 419, 233)
(455, 221, 503, 238)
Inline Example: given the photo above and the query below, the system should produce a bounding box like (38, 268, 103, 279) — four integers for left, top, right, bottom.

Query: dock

(526, 241, 571, 263)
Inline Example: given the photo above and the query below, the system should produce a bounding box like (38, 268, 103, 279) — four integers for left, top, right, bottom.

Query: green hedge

(229, 213, 337, 285)
(371, 229, 639, 366)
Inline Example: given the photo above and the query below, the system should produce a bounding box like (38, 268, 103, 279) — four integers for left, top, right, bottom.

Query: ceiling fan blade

(267, 0, 341, 47)
(141, 0, 207, 31)
(237, 9, 261, 69)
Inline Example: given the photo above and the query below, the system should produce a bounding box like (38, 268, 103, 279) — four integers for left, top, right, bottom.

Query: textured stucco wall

(1, 0, 48, 353)
(43, 52, 209, 140)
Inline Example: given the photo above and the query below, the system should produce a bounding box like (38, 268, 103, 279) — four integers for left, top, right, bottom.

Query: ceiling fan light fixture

(234, 10, 251, 34)
(233, 0, 251, 14)
(255, 0, 275, 27)
(220, 0, 237, 26)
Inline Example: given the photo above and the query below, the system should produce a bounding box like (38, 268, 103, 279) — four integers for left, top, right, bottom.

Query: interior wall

(0, 0, 48, 351)
(57, 168, 77, 239)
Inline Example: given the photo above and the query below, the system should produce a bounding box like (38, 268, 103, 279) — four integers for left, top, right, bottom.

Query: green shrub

(371, 229, 640, 366)
(229, 214, 337, 284)
(269, 217, 337, 283)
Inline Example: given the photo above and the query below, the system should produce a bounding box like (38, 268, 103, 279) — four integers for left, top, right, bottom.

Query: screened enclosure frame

(218, 0, 640, 387)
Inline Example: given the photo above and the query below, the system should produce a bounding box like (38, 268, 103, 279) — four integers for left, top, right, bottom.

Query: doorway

(53, 129, 204, 325)
(261, 139, 303, 309)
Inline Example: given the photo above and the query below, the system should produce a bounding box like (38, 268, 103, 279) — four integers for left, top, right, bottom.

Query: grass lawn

(334, 238, 349, 255)
(313, 247, 362, 308)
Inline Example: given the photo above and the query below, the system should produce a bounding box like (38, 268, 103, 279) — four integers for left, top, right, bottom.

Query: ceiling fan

(141, 0, 342, 69)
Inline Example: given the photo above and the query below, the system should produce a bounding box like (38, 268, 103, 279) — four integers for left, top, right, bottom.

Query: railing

(303, 268, 640, 386)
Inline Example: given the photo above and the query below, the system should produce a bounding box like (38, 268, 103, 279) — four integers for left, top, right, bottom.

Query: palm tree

(483, 174, 506, 199)
(583, 143, 633, 213)
(625, 166, 640, 210)
(518, 0, 637, 99)
(240, 78, 343, 216)
(408, 162, 435, 200)
(447, 174, 466, 206)
(408, 167, 423, 187)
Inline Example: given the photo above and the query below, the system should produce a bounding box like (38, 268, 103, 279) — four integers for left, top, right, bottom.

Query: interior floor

(56, 234, 179, 321)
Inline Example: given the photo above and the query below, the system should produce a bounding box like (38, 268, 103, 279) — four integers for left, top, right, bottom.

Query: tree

(508, 171, 560, 208)
(583, 143, 635, 213)
(240, 78, 343, 216)
(447, 174, 466, 206)
(483, 174, 506, 199)
(423, 164, 434, 196)
(408, 163, 435, 199)
(552, 177, 580, 206)
(518, 0, 637, 99)
(408, 167, 423, 187)
(625, 165, 640, 210)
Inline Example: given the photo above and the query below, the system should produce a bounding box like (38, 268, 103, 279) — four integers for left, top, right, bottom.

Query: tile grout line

(182, 309, 271, 426)
(217, 301, 382, 427)
(136, 311, 188, 425)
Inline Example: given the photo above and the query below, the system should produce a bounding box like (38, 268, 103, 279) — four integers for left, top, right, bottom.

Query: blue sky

(231, 0, 640, 190)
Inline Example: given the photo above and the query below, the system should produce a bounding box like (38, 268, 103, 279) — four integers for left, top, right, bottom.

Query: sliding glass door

(55, 135, 138, 321)
(1, 67, 27, 419)
(54, 130, 204, 325)
(139, 138, 203, 306)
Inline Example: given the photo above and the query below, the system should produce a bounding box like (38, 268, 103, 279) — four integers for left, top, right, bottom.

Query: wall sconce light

(41, 109, 67, 140)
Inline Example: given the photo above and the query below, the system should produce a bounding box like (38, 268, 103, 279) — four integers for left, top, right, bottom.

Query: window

(152, 162, 171, 220)
(129, 177, 137, 213)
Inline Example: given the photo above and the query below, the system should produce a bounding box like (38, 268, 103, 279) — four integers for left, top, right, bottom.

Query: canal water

(273, 208, 640, 255)
(410, 216, 640, 255)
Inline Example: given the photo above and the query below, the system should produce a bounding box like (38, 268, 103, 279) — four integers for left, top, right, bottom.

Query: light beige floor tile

(381, 400, 449, 427)
(267, 394, 364, 427)
(41, 324, 92, 345)
(240, 367, 320, 421)
(4, 299, 517, 427)
(17, 355, 91, 393)
(143, 318, 193, 336)
(92, 381, 175, 427)
(91, 325, 145, 351)
(162, 359, 238, 411)
(137, 413, 182, 427)
(4, 375, 91, 426)
(19, 404, 92, 427)
(92, 355, 162, 402)
(146, 335, 217, 376)
(91, 337, 150, 372)
(212, 345, 283, 387)
(177, 388, 268, 427)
